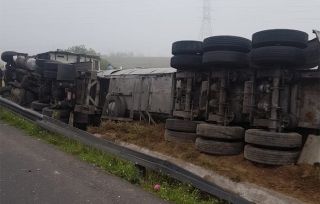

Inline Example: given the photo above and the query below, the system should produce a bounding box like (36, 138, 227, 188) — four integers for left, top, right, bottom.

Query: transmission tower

(199, 0, 212, 40)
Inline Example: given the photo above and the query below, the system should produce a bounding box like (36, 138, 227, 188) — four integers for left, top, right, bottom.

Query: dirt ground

(85, 121, 320, 203)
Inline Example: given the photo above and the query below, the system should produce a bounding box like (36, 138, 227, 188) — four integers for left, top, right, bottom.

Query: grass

(0, 107, 222, 204)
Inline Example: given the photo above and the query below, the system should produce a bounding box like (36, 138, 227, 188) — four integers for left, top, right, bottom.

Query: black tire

(252, 29, 308, 49)
(165, 119, 201, 133)
(44, 71, 57, 78)
(105, 94, 126, 117)
(1, 51, 17, 62)
(244, 145, 300, 165)
(196, 124, 244, 140)
(31, 101, 51, 111)
(0, 86, 13, 95)
(118, 96, 126, 117)
(245, 129, 302, 148)
(164, 129, 198, 142)
(42, 107, 70, 118)
(172, 41, 203, 55)
(203, 36, 251, 53)
(170, 55, 202, 70)
(195, 137, 244, 155)
(251, 46, 307, 67)
(202, 51, 250, 68)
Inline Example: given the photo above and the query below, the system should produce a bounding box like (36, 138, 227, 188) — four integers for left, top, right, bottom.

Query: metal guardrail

(0, 97, 43, 122)
(0, 96, 252, 204)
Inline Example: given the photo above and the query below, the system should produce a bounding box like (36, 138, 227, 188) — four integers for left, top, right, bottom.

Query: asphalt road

(0, 121, 168, 204)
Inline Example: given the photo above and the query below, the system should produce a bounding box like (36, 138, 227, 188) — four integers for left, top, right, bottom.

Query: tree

(64, 45, 98, 55)
(64, 45, 113, 70)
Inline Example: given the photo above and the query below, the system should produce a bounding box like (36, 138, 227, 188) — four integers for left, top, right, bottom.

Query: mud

(88, 121, 320, 204)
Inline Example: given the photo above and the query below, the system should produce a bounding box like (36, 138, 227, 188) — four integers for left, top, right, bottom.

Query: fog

(0, 0, 319, 57)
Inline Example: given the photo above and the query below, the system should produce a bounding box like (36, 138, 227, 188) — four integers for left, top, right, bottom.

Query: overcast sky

(0, 0, 319, 57)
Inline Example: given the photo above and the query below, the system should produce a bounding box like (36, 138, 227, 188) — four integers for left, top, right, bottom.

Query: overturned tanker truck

(0, 28, 319, 166)
(167, 29, 320, 166)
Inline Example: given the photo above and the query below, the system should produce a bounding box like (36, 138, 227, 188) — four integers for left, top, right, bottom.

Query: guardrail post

(134, 164, 146, 178)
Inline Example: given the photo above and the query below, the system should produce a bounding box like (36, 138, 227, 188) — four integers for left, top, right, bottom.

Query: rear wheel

(104, 94, 126, 118)
(202, 51, 250, 68)
(195, 137, 244, 155)
(251, 46, 307, 67)
(252, 29, 308, 49)
(245, 129, 302, 148)
(172, 41, 203, 55)
(165, 119, 201, 133)
(170, 55, 203, 70)
(244, 144, 300, 165)
(196, 124, 245, 140)
(203, 36, 251, 53)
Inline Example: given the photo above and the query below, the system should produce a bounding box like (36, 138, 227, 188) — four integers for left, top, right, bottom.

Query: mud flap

(297, 134, 320, 165)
